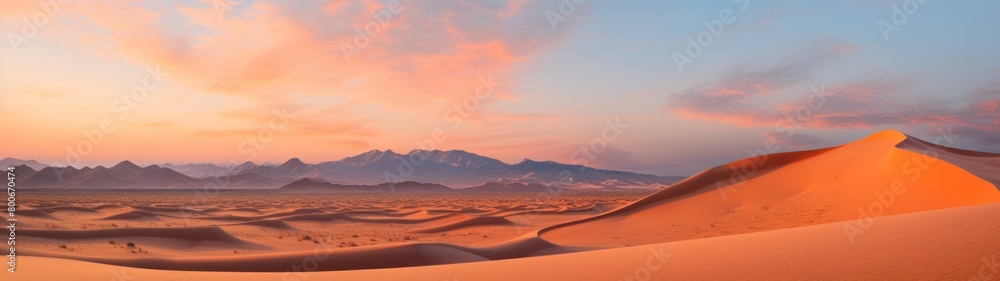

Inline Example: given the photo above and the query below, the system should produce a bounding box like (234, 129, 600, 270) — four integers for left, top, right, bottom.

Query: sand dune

(896, 135, 1000, 187)
(92, 204, 124, 210)
(341, 209, 423, 217)
(199, 207, 223, 213)
(20, 202, 999, 280)
(280, 212, 457, 224)
(18, 208, 61, 220)
(411, 216, 515, 233)
(48, 206, 100, 213)
(24, 242, 489, 271)
(227, 219, 299, 230)
(541, 130, 1000, 247)
(222, 207, 260, 213)
(23, 227, 248, 243)
(98, 211, 165, 221)
(22, 228, 573, 271)
(459, 234, 576, 259)
(21, 227, 271, 251)
(130, 205, 204, 215)
(191, 208, 327, 221)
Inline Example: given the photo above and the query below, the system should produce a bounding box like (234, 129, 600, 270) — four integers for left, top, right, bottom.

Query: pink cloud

(5, 0, 583, 110)
(665, 48, 1000, 145)
(0, 0, 591, 157)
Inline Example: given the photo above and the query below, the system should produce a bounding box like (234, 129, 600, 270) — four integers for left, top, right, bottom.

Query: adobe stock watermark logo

(508, 115, 627, 230)
(341, 0, 403, 63)
(877, 0, 928, 41)
(213, 0, 246, 20)
(50, 65, 167, 180)
(281, 245, 336, 281)
(110, 268, 135, 281)
(842, 126, 954, 244)
(381, 74, 499, 190)
(717, 84, 831, 201)
(969, 253, 998, 281)
(569, 117, 628, 166)
(7, 0, 70, 53)
(619, 245, 672, 281)
(236, 106, 293, 160)
(177, 106, 294, 225)
(545, 0, 587, 31)
(672, 0, 750, 73)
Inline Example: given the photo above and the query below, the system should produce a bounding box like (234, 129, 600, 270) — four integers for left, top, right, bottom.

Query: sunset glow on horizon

(2, 0, 999, 176)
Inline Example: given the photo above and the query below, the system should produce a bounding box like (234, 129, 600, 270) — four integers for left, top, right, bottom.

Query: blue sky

(1, 0, 998, 176)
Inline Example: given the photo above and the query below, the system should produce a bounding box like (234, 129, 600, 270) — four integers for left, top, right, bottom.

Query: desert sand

(17, 203, 1000, 280)
(12, 130, 1000, 280)
(541, 130, 1000, 247)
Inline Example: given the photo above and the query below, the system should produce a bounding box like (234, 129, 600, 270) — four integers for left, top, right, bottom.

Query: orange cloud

(11, 1, 576, 109)
(0, 0, 593, 163)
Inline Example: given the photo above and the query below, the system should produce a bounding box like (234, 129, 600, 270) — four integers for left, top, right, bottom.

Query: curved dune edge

(538, 147, 839, 235)
(97, 210, 165, 221)
(411, 216, 514, 233)
(190, 208, 327, 221)
(226, 219, 299, 230)
(279, 212, 458, 224)
(48, 206, 100, 213)
(20, 243, 490, 272)
(16, 208, 61, 220)
(342, 210, 423, 217)
(20, 227, 272, 250)
(895, 134, 1000, 188)
(129, 205, 204, 215)
(17, 203, 1000, 280)
(538, 130, 1000, 247)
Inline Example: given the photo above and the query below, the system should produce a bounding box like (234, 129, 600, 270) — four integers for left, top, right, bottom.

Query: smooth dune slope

(21, 227, 272, 251)
(541, 130, 1000, 247)
(896, 135, 1000, 188)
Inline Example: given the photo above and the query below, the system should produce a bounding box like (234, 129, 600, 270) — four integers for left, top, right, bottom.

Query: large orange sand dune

(542, 130, 1000, 247)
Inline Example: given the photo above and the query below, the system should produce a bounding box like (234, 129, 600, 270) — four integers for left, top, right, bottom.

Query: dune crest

(411, 216, 515, 233)
(541, 130, 1000, 247)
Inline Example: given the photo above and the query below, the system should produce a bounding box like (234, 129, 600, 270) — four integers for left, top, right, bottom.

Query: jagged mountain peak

(338, 149, 403, 166)
(0, 158, 48, 170)
(405, 149, 507, 169)
(280, 158, 307, 167)
(111, 160, 142, 170)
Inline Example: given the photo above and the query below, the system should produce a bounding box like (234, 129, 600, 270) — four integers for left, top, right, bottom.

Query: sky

(1, 0, 998, 176)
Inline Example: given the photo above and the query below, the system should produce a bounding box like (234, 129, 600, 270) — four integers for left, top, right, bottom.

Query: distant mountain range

(4, 150, 685, 190)
(0, 157, 48, 170)
(280, 178, 565, 193)
(279, 178, 455, 193)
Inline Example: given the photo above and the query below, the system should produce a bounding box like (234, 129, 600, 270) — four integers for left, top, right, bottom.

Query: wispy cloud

(665, 44, 1000, 145)
(665, 44, 853, 126)
(762, 131, 829, 150)
(200, 101, 381, 140)
(14, 1, 583, 109)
